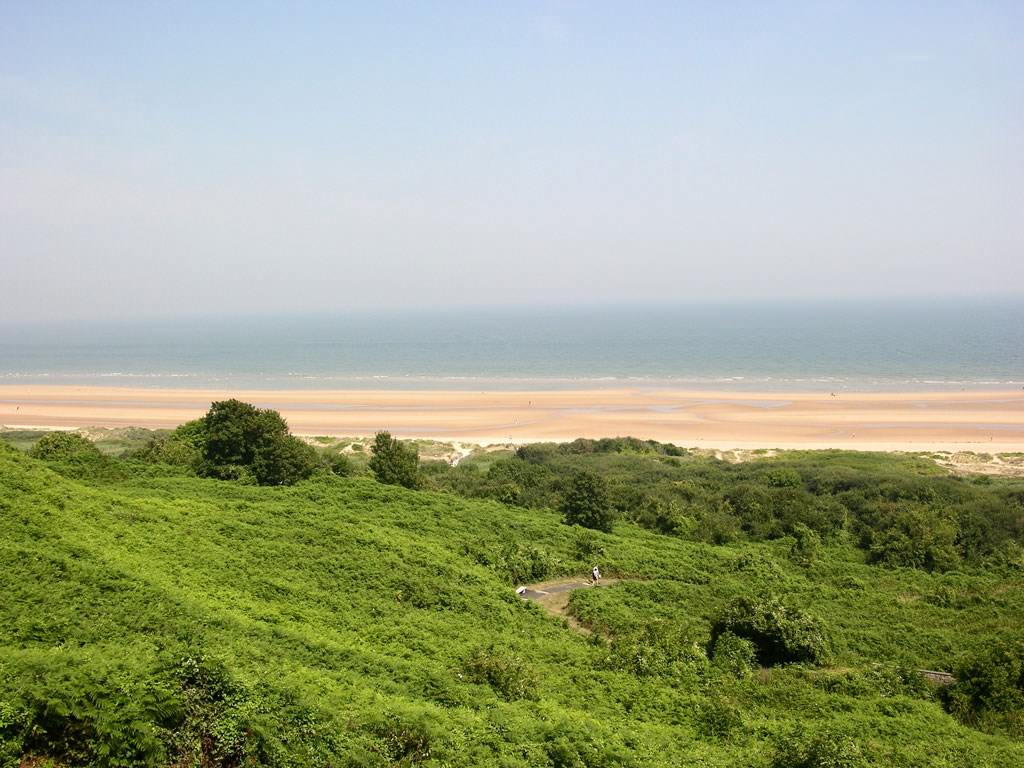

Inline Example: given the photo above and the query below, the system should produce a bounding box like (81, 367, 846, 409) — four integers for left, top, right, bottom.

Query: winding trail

(516, 577, 620, 634)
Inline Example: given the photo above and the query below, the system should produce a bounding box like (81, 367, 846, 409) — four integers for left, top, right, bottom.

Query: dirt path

(516, 577, 619, 634)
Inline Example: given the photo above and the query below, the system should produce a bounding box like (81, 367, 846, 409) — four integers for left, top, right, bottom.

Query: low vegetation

(426, 437, 1024, 574)
(2, 405, 1023, 766)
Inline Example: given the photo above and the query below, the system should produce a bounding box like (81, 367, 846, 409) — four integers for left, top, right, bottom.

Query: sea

(0, 299, 1021, 392)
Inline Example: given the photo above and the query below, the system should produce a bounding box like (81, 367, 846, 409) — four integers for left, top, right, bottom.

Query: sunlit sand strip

(1, 385, 1023, 452)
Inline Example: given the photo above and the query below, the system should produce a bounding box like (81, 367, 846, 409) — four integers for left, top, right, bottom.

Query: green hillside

(1, 440, 1023, 767)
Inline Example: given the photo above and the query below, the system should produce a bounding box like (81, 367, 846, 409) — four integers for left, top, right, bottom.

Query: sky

(1, 2, 1022, 322)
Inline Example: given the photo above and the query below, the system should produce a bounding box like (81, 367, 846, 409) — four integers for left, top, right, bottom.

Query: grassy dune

(1, 442, 1023, 766)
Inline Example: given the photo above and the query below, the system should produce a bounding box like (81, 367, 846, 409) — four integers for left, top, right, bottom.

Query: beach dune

(2, 385, 1024, 452)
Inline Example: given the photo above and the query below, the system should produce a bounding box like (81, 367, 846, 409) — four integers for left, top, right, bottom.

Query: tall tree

(369, 431, 419, 488)
(561, 471, 614, 532)
(199, 399, 316, 485)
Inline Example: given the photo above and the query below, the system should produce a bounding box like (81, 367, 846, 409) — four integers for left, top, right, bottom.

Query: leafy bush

(561, 471, 615, 532)
(867, 506, 960, 571)
(695, 501, 740, 544)
(27, 432, 123, 481)
(709, 595, 830, 666)
(734, 551, 786, 583)
(321, 450, 352, 477)
(0, 654, 176, 767)
(369, 431, 419, 488)
(771, 726, 866, 768)
(695, 696, 744, 742)
(29, 432, 102, 462)
(945, 639, 1024, 737)
(763, 467, 803, 488)
(788, 523, 821, 567)
(812, 664, 932, 700)
(463, 646, 539, 701)
(572, 527, 606, 561)
(495, 541, 556, 584)
(170, 653, 263, 766)
(138, 420, 207, 466)
(250, 433, 319, 486)
(372, 711, 435, 765)
(711, 631, 757, 678)
(541, 717, 638, 768)
(605, 622, 709, 678)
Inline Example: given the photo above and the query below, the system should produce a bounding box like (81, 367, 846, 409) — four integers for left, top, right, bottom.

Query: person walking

(591, 565, 601, 584)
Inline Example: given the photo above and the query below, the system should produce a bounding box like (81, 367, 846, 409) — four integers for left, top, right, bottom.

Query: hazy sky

(2, 2, 1022, 321)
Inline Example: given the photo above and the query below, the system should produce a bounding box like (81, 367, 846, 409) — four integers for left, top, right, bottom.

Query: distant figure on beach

(591, 565, 601, 583)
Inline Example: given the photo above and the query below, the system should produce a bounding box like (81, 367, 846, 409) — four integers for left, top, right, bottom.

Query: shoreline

(2, 384, 1024, 453)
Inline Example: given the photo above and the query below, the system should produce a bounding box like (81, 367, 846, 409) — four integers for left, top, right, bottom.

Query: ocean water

(0, 300, 1021, 391)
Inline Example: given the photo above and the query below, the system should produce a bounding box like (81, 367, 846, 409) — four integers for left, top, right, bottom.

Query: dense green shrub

(134, 420, 205, 467)
(734, 551, 786, 583)
(695, 501, 741, 544)
(945, 639, 1024, 737)
(425, 439, 1024, 574)
(867, 506, 960, 571)
(711, 631, 757, 678)
(369, 431, 419, 488)
(462, 646, 539, 701)
(540, 717, 638, 768)
(0, 654, 176, 767)
(709, 595, 830, 666)
(572, 527, 606, 561)
(372, 711, 435, 765)
(29, 432, 102, 462)
(604, 622, 709, 678)
(771, 726, 866, 768)
(763, 467, 803, 488)
(561, 471, 615, 532)
(727, 483, 775, 538)
(321, 450, 352, 477)
(812, 664, 933, 700)
(493, 541, 556, 584)
(250, 433, 319, 486)
(695, 696, 744, 742)
(788, 523, 821, 567)
(26, 431, 123, 481)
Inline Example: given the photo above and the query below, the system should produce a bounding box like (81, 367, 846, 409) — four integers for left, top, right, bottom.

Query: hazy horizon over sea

(1, 300, 1021, 392)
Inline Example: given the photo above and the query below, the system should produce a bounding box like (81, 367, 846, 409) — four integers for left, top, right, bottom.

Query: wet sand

(2, 385, 1024, 452)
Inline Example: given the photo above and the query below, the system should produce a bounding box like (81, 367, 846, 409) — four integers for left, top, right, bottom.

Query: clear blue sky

(2, 2, 1021, 320)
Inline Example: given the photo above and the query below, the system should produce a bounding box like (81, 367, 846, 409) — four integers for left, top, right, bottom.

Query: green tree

(369, 431, 419, 488)
(198, 399, 316, 485)
(202, 399, 282, 469)
(561, 471, 614, 532)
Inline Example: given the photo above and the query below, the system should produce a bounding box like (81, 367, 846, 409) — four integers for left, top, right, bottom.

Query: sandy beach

(2, 385, 1024, 452)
